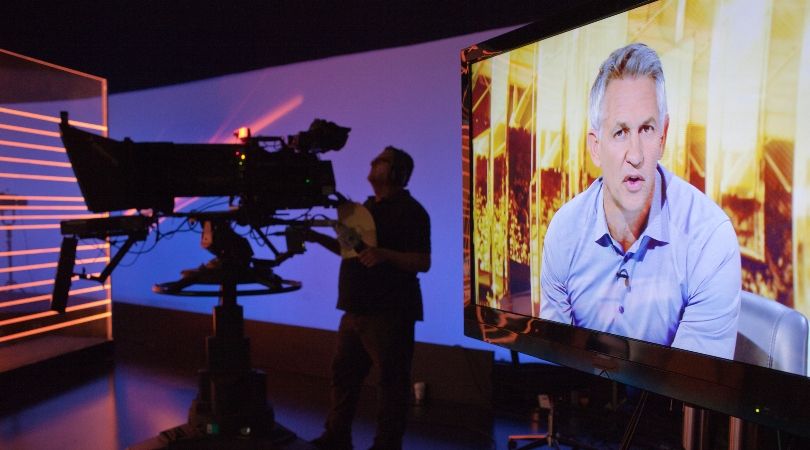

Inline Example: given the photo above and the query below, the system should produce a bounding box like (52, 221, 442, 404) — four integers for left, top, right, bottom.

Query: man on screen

(539, 43, 741, 359)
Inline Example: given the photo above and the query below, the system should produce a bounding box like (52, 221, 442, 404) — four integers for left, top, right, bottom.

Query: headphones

(385, 146, 413, 187)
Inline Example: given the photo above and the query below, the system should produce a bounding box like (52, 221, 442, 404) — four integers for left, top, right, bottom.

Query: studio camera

(59, 113, 350, 215)
(52, 114, 350, 310)
(287, 118, 351, 154)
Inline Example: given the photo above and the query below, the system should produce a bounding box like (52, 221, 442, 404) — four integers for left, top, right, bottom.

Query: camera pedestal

(129, 257, 311, 450)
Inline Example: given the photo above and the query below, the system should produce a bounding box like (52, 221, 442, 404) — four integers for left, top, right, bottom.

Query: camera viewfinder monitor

(462, 0, 810, 436)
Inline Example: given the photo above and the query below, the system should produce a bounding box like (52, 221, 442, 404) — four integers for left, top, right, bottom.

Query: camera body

(59, 113, 349, 215)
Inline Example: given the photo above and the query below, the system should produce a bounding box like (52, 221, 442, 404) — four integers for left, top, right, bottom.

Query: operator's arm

(671, 220, 741, 359)
(357, 248, 430, 272)
(303, 229, 341, 256)
(358, 197, 431, 272)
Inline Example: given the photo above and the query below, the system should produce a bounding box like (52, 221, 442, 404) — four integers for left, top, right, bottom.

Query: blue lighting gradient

(107, 28, 516, 356)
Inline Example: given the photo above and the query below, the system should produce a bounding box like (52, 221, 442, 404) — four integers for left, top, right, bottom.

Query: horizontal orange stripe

(0, 156, 72, 168)
(0, 139, 65, 153)
(0, 106, 106, 132)
(0, 224, 61, 231)
(0, 195, 84, 202)
(0, 299, 110, 327)
(0, 172, 76, 182)
(0, 243, 106, 258)
(0, 123, 61, 138)
(0, 312, 111, 344)
(0, 256, 109, 274)
(2, 213, 104, 220)
(0, 205, 88, 211)
(0, 285, 108, 309)
(0, 278, 54, 292)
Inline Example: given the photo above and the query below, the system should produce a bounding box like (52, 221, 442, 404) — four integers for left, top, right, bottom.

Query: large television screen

(463, 0, 810, 436)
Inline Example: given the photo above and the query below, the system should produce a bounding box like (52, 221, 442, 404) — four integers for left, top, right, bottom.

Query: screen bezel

(461, 0, 810, 437)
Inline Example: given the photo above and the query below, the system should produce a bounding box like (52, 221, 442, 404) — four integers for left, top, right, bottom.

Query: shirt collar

(591, 183, 611, 245)
(645, 165, 668, 244)
(591, 164, 670, 249)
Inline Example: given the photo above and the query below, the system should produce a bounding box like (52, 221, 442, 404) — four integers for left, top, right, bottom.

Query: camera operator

(306, 146, 431, 450)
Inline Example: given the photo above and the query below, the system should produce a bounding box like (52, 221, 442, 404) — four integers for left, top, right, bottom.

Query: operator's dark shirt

(337, 189, 430, 321)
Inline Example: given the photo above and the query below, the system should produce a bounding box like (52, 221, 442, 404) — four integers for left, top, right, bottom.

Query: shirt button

(618, 306, 625, 314)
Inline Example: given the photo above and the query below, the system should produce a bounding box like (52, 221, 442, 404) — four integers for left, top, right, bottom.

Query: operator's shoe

(310, 432, 353, 450)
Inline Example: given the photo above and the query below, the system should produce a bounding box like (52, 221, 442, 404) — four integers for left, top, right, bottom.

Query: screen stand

(128, 252, 308, 450)
(682, 405, 714, 450)
(728, 416, 744, 450)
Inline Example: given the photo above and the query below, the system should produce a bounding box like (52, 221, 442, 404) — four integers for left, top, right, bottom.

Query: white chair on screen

(727, 291, 808, 449)
(733, 291, 808, 375)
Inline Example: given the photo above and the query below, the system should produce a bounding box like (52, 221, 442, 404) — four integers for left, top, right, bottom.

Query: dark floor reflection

(0, 355, 515, 450)
(11, 345, 784, 449)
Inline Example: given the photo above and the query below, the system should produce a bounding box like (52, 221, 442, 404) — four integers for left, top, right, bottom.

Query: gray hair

(588, 43, 667, 133)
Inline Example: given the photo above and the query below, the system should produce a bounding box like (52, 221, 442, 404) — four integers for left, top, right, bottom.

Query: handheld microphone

(616, 268, 630, 288)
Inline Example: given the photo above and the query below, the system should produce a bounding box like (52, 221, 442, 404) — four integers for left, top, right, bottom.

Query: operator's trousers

(325, 311, 416, 448)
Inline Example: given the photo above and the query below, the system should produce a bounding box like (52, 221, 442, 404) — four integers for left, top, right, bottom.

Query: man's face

(368, 148, 395, 187)
(587, 76, 668, 221)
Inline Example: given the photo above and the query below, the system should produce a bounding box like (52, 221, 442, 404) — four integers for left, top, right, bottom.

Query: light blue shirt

(540, 165, 741, 359)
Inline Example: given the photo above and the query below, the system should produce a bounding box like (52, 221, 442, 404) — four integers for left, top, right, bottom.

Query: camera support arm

(51, 216, 152, 313)
(80, 232, 145, 284)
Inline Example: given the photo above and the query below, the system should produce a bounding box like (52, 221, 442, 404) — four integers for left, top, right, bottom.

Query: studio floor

(1, 342, 800, 450)
(0, 348, 534, 450)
